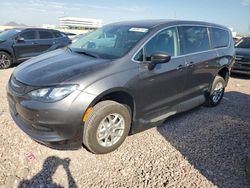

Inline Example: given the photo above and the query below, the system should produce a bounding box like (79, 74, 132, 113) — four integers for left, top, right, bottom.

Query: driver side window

(19, 31, 37, 40)
(135, 27, 180, 61)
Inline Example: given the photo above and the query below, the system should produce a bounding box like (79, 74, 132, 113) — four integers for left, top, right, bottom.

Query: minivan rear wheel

(205, 76, 225, 107)
(0, 51, 12, 69)
(83, 100, 131, 154)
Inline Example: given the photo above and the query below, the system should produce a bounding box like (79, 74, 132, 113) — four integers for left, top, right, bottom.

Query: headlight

(28, 85, 78, 102)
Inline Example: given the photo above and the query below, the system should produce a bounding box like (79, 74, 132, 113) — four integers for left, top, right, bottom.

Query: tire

(205, 76, 225, 107)
(0, 51, 12, 69)
(83, 100, 131, 154)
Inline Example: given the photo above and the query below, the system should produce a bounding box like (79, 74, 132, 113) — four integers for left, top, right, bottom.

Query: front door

(13, 30, 40, 60)
(134, 27, 187, 120)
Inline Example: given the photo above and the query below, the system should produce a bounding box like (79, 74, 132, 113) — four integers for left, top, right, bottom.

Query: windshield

(235, 38, 250, 49)
(0, 29, 21, 40)
(70, 25, 149, 59)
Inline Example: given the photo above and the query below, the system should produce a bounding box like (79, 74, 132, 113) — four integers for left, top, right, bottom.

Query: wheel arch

(217, 66, 230, 86)
(0, 49, 13, 58)
(93, 89, 135, 116)
(86, 88, 136, 130)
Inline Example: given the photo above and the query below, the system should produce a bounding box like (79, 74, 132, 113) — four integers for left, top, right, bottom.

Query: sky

(0, 0, 250, 35)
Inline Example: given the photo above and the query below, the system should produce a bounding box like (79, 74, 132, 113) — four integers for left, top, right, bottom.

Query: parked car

(7, 20, 234, 154)
(71, 33, 87, 43)
(233, 37, 242, 44)
(231, 37, 250, 75)
(0, 28, 71, 69)
(63, 32, 77, 40)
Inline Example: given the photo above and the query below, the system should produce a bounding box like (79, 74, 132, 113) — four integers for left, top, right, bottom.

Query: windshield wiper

(73, 50, 98, 58)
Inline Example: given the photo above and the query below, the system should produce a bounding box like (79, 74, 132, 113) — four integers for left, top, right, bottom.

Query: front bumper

(7, 81, 96, 150)
(231, 60, 250, 75)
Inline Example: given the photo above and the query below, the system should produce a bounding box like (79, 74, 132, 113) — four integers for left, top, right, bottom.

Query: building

(42, 24, 56, 29)
(59, 17, 102, 34)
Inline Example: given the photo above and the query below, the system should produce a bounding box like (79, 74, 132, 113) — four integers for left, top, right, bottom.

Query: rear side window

(210, 28, 229, 48)
(19, 31, 36, 40)
(179, 26, 210, 55)
(53, 32, 64, 38)
(39, 31, 53, 39)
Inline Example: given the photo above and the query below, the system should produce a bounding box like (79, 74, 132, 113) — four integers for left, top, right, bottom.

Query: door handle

(186, 62, 194, 67)
(31, 42, 38, 45)
(176, 64, 183, 70)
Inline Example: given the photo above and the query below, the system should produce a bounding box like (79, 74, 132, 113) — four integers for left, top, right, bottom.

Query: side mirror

(17, 37, 25, 42)
(148, 52, 171, 70)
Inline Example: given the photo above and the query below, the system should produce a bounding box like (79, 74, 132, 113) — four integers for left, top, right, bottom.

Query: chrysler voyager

(7, 20, 234, 154)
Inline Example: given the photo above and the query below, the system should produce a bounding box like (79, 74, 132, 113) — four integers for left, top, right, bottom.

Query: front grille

(235, 55, 243, 61)
(10, 76, 34, 94)
(236, 55, 250, 63)
(242, 57, 250, 63)
(17, 114, 53, 132)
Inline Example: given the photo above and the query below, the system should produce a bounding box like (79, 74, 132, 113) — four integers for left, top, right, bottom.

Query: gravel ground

(0, 68, 250, 188)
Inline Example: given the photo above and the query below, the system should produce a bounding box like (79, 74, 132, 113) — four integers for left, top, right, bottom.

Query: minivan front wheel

(0, 51, 12, 69)
(205, 76, 225, 107)
(83, 100, 131, 154)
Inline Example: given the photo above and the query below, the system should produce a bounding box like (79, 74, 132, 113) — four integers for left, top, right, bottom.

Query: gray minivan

(7, 20, 235, 154)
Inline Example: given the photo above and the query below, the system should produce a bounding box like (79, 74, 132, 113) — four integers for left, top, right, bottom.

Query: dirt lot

(0, 68, 250, 188)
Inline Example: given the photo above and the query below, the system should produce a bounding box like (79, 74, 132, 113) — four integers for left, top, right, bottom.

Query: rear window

(53, 32, 64, 38)
(39, 31, 53, 39)
(210, 28, 229, 48)
(179, 26, 210, 55)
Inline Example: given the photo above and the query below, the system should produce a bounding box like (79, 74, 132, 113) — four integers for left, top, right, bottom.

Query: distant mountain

(4, 22, 28, 27)
(4, 22, 19, 26)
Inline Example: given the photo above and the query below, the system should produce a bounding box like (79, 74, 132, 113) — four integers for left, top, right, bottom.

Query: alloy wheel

(212, 82, 224, 103)
(96, 113, 125, 147)
(0, 54, 11, 69)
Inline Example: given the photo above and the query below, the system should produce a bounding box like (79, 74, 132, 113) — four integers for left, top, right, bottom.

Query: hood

(13, 48, 112, 87)
(235, 48, 250, 57)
